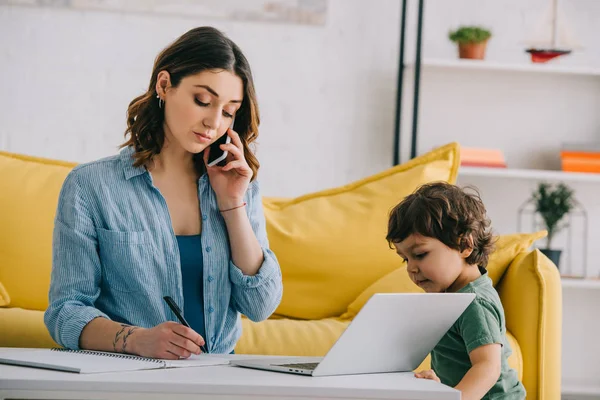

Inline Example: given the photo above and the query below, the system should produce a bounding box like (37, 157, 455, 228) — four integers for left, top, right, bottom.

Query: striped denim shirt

(44, 146, 283, 353)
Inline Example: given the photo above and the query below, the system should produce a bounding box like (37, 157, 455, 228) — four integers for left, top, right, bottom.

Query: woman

(44, 27, 283, 359)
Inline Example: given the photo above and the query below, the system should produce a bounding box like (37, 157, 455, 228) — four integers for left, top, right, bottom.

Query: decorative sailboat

(525, 0, 580, 63)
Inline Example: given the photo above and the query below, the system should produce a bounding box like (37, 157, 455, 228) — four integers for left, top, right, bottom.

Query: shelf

(405, 58, 600, 77)
(562, 384, 600, 396)
(561, 278, 600, 289)
(458, 166, 600, 183)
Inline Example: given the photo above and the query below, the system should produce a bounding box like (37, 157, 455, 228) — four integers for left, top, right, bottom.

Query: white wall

(0, 0, 401, 198)
(2, 1, 599, 197)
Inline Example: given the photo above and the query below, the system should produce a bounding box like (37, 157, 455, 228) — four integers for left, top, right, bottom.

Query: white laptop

(231, 292, 475, 377)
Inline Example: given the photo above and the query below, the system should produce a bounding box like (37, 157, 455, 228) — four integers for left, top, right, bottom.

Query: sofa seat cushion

(236, 316, 349, 356)
(0, 307, 58, 348)
(0, 282, 10, 306)
(506, 330, 523, 381)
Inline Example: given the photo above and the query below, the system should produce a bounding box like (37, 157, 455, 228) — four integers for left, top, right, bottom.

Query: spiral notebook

(0, 348, 230, 374)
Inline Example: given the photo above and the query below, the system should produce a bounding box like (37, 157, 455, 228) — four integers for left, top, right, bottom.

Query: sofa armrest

(497, 249, 562, 400)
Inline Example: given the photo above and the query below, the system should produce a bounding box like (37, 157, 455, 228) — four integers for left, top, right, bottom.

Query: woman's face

(157, 69, 244, 154)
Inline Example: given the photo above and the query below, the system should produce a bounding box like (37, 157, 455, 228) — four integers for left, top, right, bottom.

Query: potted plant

(448, 26, 492, 60)
(532, 182, 575, 268)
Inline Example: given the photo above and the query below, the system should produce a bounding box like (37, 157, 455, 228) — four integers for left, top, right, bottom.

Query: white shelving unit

(406, 58, 600, 78)
(561, 278, 600, 289)
(459, 166, 600, 183)
(562, 384, 600, 397)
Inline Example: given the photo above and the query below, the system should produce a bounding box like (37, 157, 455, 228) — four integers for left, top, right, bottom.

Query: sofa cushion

(236, 316, 349, 356)
(340, 231, 547, 320)
(0, 151, 77, 311)
(340, 266, 421, 320)
(506, 330, 523, 381)
(0, 307, 58, 348)
(0, 282, 10, 306)
(487, 231, 547, 285)
(264, 143, 460, 320)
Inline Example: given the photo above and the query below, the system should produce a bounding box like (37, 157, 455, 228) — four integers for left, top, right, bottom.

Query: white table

(0, 353, 460, 400)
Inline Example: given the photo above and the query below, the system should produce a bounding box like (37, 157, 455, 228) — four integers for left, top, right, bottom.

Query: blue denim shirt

(44, 146, 283, 353)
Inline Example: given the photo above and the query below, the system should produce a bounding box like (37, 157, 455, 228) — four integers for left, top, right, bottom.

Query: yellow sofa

(0, 143, 561, 399)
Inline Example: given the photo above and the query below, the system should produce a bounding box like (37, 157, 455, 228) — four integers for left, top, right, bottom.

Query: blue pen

(163, 296, 209, 354)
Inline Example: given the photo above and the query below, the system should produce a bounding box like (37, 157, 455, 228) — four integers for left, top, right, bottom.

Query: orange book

(460, 147, 506, 168)
(560, 150, 600, 160)
(561, 157, 600, 173)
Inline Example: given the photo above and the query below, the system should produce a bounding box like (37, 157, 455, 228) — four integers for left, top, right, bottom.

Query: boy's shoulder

(460, 273, 501, 303)
(457, 274, 505, 329)
(451, 282, 507, 355)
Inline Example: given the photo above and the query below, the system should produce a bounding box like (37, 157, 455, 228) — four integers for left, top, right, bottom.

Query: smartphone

(207, 117, 235, 167)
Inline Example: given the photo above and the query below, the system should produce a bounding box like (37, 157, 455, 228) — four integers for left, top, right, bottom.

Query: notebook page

(0, 349, 163, 374)
(164, 354, 230, 368)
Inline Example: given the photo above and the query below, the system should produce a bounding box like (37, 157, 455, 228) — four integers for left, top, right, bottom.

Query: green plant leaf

(448, 26, 492, 44)
(531, 182, 575, 249)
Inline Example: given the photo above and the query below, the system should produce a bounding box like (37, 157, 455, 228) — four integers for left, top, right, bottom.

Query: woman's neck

(148, 133, 197, 178)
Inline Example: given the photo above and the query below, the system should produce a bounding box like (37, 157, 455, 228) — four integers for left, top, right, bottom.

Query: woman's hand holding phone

(204, 127, 252, 210)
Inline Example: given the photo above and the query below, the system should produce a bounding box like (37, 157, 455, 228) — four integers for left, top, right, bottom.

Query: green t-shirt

(431, 270, 526, 399)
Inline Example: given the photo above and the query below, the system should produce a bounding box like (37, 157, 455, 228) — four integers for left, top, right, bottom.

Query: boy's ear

(459, 234, 474, 259)
(460, 247, 473, 259)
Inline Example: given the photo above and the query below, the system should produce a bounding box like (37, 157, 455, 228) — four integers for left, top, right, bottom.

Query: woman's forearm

(79, 317, 141, 354)
(221, 206, 264, 275)
(454, 362, 501, 400)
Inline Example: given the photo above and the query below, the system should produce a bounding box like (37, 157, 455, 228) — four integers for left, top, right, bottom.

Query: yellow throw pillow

(487, 231, 547, 285)
(0, 282, 10, 306)
(341, 231, 547, 320)
(0, 151, 76, 311)
(264, 143, 460, 320)
(340, 266, 421, 320)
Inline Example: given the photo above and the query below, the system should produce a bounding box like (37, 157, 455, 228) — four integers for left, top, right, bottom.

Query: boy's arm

(455, 343, 502, 400)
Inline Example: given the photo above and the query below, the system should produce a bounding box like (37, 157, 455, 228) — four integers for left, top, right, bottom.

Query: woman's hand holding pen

(129, 322, 206, 360)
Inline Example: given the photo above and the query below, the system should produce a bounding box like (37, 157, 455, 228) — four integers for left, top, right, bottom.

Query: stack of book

(560, 142, 600, 173)
(460, 147, 507, 168)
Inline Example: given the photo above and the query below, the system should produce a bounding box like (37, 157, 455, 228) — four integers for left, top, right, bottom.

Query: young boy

(386, 182, 526, 400)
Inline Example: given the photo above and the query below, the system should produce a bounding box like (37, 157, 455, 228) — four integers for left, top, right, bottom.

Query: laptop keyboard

(275, 362, 320, 370)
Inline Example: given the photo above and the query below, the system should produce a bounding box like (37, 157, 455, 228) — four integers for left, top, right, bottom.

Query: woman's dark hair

(121, 26, 260, 179)
(386, 182, 495, 268)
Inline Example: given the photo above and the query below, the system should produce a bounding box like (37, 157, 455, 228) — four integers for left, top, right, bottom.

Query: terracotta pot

(457, 41, 488, 60)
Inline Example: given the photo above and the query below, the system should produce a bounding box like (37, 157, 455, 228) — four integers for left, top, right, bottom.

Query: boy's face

(393, 233, 470, 293)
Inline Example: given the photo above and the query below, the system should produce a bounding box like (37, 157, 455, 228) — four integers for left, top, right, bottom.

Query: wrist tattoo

(121, 327, 139, 353)
(113, 324, 129, 353)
